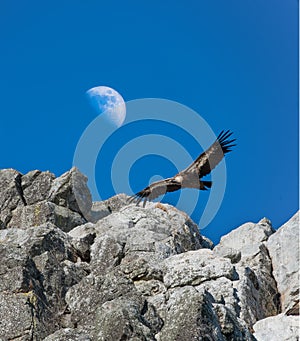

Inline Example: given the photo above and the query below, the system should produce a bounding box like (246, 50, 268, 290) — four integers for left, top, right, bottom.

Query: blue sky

(0, 1, 298, 243)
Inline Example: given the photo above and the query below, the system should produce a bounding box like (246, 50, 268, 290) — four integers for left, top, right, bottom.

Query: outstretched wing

(182, 130, 236, 178)
(129, 177, 181, 206)
(130, 130, 235, 205)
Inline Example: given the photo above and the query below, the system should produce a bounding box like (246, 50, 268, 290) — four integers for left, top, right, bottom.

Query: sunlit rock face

(0, 167, 298, 340)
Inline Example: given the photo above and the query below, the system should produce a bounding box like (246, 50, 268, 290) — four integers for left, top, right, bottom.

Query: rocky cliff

(0, 168, 298, 341)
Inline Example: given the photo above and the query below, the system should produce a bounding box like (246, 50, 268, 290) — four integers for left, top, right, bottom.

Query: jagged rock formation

(0, 168, 91, 231)
(0, 168, 298, 340)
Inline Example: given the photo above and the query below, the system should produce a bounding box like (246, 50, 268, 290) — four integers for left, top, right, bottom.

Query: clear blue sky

(0, 1, 298, 243)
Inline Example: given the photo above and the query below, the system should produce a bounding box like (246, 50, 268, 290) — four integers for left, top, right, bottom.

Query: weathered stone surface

(0, 169, 25, 225)
(65, 268, 163, 340)
(0, 293, 35, 340)
(90, 234, 124, 273)
(8, 201, 86, 232)
(44, 328, 91, 341)
(88, 201, 111, 223)
(0, 167, 298, 340)
(215, 217, 275, 254)
(163, 249, 236, 288)
(234, 243, 280, 327)
(0, 219, 5, 229)
(22, 170, 55, 205)
(196, 277, 240, 316)
(214, 217, 280, 328)
(213, 303, 255, 341)
(49, 167, 92, 219)
(286, 301, 299, 316)
(93, 295, 162, 340)
(68, 222, 96, 262)
(62, 203, 218, 338)
(84, 193, 131, 224)
(0, 225, 89, 340)
(253, 313, 299, 341)
(103, 193, 131, 212)
(266, 211, 299, 313)
(214, 245, 241, 263)
(69, 201, 208, 278)
(156, 286, 225, 341)
(0, 168, 95, 232)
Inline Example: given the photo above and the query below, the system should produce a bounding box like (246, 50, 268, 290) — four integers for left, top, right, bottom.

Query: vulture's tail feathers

(202, 180, 212, 190)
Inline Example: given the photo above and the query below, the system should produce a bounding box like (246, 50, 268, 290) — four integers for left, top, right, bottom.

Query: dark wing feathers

(185, 130, 236, 178)
(130, 130, 235, 205)
(129, 178, 181, 206)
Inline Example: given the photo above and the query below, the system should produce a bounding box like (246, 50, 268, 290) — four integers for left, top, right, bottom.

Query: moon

(86, 86, 126, 127)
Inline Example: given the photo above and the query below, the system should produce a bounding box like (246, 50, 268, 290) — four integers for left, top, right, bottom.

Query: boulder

(214, 217, 275, 253)
(8, 201, 86, 232)
(0, 292, 35, 340)
(0, 169, 25, 225)
(0, 168, 95, 232)
(214, 218, 280, 328)
(88, 201, 111, 223)
(48, 167, 92, 219)
(0, 225, 89, 340)
(253, 313, 299, 341)
(163, 249, 236, 288)
(21, 170, 55, 205)
(157, 286, 225, 341)
(266, 211, 299, 313)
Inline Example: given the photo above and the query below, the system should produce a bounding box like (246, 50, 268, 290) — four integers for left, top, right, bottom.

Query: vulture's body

(130, 130, 236, 206)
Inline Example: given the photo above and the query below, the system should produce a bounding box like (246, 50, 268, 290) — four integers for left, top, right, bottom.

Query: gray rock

(49, 167, 92, 219)
(196, 277, 240, 316)
(155, 285, 254, 341)
(214, 217, 280, 328)
(214, 245, 241, 263)
(266, 211, 299, 313)
(86, 194, 133, 223)
(234, 243, 280, 327)
(0, 225, 89, 339)
(215, 217, 275, 255)
(213, 303, 256, 341)
(93, 295, 161, 340)
(8, 201, 86, 232)
(96, 201, 209, 254)
(102, 193, 131, 212)
(64, 202, 252, 340)
(69, 201, 210, 282)
(0, 293, 35, 340)
(90, 234, 124, 273)
(0, 169, 25, 225)
(65, 269, 135, 326)
(286, 301, 299, 316)
(65, 268, 163, 339)
(156, 286, 225, 341)
(88, 201, 111, 223)
(0, 167, 297, 340)
(0, 168, 95, 232)
(68, 222, 96, 262)
(163, 249, 236, 288)
(44, 328, 91, 341)
(22, 170, 55, 205)
(81, 193, 133, 225)
(0, 219, 5, 229)
(253, 313, 299, 341)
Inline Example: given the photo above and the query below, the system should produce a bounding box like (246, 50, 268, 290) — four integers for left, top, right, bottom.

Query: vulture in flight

(130, 130, 236, 206)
